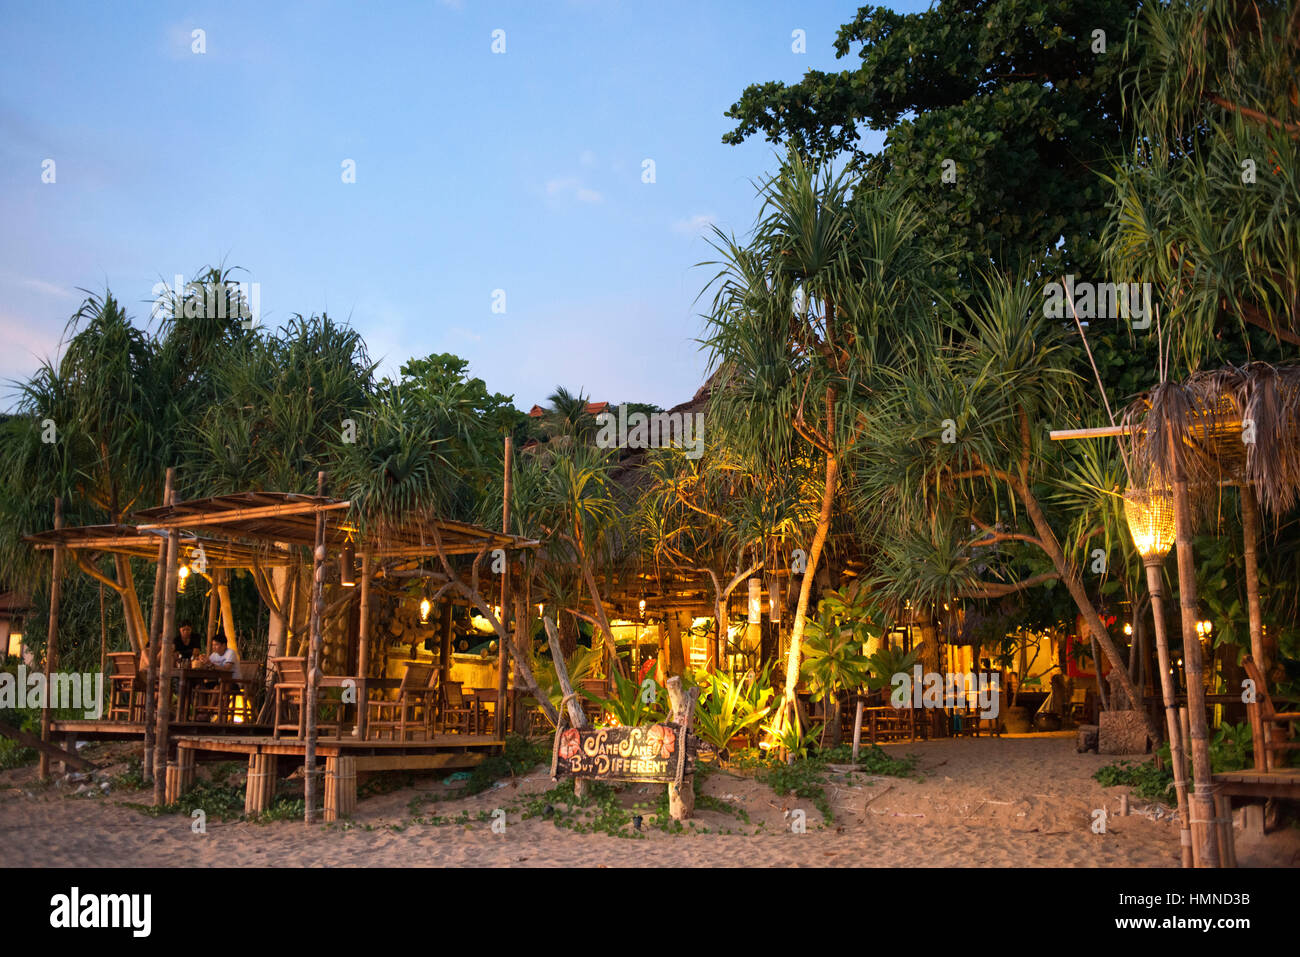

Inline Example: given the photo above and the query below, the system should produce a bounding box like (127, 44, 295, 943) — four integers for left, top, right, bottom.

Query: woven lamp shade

(1124, 487, 1176, 559)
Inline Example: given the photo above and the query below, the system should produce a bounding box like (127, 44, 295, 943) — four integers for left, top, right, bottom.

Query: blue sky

(0, 0, 925, 413)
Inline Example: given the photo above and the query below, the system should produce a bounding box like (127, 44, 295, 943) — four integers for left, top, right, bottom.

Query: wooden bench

(1212, 657, 1300, 866)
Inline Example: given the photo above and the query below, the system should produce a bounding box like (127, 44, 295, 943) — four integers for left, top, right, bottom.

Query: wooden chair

(271, 657, 307, 738)
(1243, 657, 1300, 771)
(107, 652, 145, 721)
(579, 677, 607, 726)
(367, 661, 436, 741)
(440, 680, 476, 734)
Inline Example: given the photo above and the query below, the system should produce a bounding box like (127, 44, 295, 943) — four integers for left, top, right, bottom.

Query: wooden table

(464, 688, 496, 735)
(172, 667, 238, 723)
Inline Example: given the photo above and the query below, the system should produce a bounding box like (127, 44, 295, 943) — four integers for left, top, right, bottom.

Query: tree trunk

(1019, 479, 1160, 744)
(1241, 485, 1269, 679)
(664, 612, 685, 677)
(778, 452, 839, 730)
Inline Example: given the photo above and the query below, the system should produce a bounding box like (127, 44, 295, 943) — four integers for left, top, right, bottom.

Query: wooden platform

(172, 732, 503, 772)
(51, 720, 271, 741)
(1212, 768, 1300, 799)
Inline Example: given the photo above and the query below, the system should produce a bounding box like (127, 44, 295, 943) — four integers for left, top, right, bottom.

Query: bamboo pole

(38, 498, 63, 782)
(1144, 560, 1194, 868)
(136, 499, 350, 529)
(303, 472, 327, 824)
(497, 435, 512, 738)
(142, 471, 173, 783)
(357, 549, 372, 738)
(1170, 436, 1220, 867)
(204, 569, 219, 650)
(98, 581, 107, 720)
(152, 486, 180, 807)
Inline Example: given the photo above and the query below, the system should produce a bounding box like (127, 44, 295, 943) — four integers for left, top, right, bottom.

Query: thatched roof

(133, 491, 538, 559)
(1121, 362, 1300, 515)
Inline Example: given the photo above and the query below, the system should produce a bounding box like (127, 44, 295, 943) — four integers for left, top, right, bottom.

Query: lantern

(1123, 487, 1176, 561)
(747, 578, 762, 625)
(177, 563, 190, 594)
(419, 597, 431, 624)
(339, 542, 356, 587)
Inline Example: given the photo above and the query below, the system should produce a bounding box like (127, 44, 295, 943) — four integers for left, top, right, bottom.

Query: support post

(143, 470, 173, 782)
(304, 472, 327, 824)
(357, 550, 371, 739)
(666, 676, 696, 821)
(1170, 446, 1220, 867)
(1145, 559, 1194, 868)
(151, 484, 180, 807)
(497, 435, 512, 738)
(38, 498, 63, 781)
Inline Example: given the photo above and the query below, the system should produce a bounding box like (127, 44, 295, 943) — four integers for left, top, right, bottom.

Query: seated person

(204, 635, 237, 671)
(173, 623, 202, 661)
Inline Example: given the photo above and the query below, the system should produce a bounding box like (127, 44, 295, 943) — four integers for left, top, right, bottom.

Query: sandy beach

(3, 734, 1293, 868)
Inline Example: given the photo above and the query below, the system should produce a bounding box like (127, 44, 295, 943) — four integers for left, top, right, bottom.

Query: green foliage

(1095, 722, 1258, 803)
(692, 668, 773, 755)
(723, 0, 1141, 284)
(586, 670, 667, 728)
(802, 586, 875, 701)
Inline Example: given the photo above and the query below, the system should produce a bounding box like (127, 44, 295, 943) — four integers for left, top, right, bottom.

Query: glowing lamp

(339, 542, 356, 587)
(419, 598, 432, 624)
(1123, 623, 1133, 636)
(747, 579, 762, 625)
(177, 564, 190, 594)
(1124, 487, 1175, 561)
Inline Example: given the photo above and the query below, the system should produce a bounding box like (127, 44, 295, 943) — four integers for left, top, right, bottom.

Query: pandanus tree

(701, 150, 948, 731)
(188, 312, 376, 659)
(853, 273, 1161, 743)
(635, 435, 814, 672)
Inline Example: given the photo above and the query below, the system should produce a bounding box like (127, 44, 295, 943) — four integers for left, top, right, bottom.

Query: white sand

(1, 734, 1294, 867)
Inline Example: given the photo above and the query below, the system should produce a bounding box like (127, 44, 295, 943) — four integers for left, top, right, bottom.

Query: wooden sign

(551, 722, 696, 786)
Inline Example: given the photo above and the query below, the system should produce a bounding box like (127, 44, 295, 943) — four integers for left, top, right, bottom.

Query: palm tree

(701, 150, 948, 730)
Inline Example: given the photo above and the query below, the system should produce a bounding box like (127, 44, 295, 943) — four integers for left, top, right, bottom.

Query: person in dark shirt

(173, 623, 202, 662)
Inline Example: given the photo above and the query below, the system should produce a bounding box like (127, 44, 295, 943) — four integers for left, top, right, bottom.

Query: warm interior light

(1123, 623, 1133, 636)
(6, 632, 22, 659)
(1124, 487, 1176, 560)
(419, 598, 432, 624)
(638, 598, 647, 616)
(177, 564, 190, 593)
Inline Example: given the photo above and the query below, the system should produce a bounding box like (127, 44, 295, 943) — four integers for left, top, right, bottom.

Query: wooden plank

(352, 752, 486, 772)
(136, 500, 351, 530)
(0, 720, 96, 771)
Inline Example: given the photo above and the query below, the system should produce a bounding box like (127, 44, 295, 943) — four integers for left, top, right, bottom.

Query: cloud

(545, 176, 603, 204)
(672, 213, 717, 236)
(579, 150, 597, 168)
(13, 276, 79, 300)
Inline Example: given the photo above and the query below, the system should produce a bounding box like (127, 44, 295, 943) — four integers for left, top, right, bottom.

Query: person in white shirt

(206, 635, 236, 670)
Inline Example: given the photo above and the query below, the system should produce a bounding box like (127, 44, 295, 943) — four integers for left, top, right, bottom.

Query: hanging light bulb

(339, 542, 356, 587)
(177, 564, 190, 594)
(419, 597, 432, 624)
(638, 598, 646, 618)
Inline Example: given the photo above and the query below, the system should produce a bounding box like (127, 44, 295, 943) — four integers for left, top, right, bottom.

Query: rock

(1077, 724, 1099, 752)
(1098, 710, 1150, 755)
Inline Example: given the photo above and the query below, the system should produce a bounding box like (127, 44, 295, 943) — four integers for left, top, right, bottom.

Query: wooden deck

(1212, 768, 1300, 799)
(173, 732, 503, 772)
(51, 719, 271, 741)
